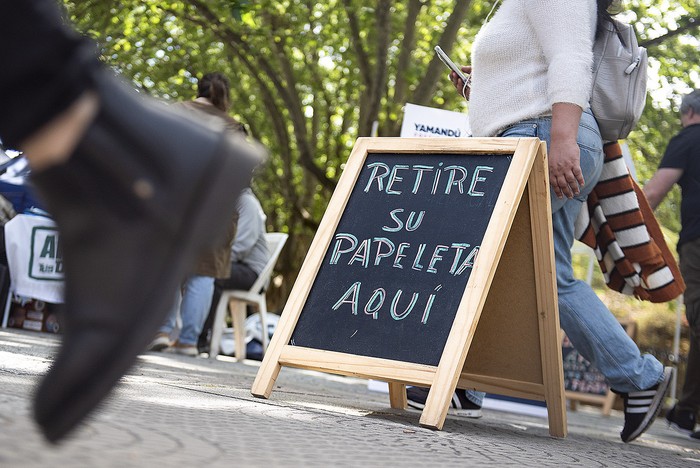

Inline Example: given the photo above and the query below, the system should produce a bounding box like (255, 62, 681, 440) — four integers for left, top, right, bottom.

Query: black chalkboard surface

(290, 152, 512, 366)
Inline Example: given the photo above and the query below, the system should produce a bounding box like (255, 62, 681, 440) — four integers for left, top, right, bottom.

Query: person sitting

(198, 185, 270, 354)
(148, 72, 246, 356)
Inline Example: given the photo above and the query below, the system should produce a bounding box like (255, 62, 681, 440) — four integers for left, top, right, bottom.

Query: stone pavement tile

(1, 329, 700, 467)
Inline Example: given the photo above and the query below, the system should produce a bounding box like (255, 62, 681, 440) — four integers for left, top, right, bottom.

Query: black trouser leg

(0, 0, 98, 148)
(198, 263, 258, 351)
(679, 300, 700, 413)
(679, 238, 700, 415)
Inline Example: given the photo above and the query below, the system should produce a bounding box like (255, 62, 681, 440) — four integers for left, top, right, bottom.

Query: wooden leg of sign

(389, 383, 407, 409)
(419, 138, 543, 430)
(418, 380, 457, 429)
(251, 351, 282, 399)
(529, 142, 567, 438)
(231, 300, 247, 361)
(251, 302, 302, 398)
(418, 303, 481, 429)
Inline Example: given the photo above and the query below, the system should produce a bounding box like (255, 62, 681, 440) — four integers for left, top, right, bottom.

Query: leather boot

(29, 69, 262, 442)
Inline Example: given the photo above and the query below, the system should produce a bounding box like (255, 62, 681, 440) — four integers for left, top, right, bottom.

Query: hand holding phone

(434, 46, 469, 85)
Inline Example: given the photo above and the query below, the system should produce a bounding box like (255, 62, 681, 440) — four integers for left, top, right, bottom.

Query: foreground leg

(27, 70, 261, 442)
(553, 189, 670, 443)
(1, 2, 263, 443)
(0, 0, 98, 149)
(174, 275, 215, 356)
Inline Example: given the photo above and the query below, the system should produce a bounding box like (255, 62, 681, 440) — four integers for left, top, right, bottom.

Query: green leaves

(62, 0, 699, 302)
(230, 0, 250, 21)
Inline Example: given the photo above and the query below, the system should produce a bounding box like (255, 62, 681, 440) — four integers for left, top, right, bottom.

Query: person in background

(0, 1, 260, 442)
(198, 183, 270, 355)
(149, 72, 247, 356)
(411, 0, 673, 443)
(644, 89, 700, 440)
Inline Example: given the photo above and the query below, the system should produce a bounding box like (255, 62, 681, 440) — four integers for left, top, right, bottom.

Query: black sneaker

(666, 404, 697, 435)
(406, 386, 482, 418)
(619, 367, 674, 443)
(691, 431, 700, 440)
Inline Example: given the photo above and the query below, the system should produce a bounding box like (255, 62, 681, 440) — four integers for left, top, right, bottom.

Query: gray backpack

(590, 19, 648, 142)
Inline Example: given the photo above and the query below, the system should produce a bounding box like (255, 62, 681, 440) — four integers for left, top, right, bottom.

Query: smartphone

(434, 46, 469, 84)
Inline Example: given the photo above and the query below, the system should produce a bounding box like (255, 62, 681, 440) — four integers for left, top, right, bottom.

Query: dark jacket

(176, 100, 246, 279)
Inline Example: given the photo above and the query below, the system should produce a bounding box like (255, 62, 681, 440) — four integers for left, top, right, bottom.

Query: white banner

(5, 214, 64, 303)
(400, 103, 471, 138)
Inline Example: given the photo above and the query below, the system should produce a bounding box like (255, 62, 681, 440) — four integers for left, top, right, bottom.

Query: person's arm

(526, 0, 595, 199)
(549, 103, 585, 199)
(231, 193, 263, 262)
(449, 66, 472, 100)
(643, 168, 683, 210)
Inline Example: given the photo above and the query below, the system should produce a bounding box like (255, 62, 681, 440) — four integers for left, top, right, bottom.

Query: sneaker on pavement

(173, 341, 199, 357)
(666, 404, 696, 435)
(406, 386, 482, 418)
(619, 366, 674, 443)
(148, 333, 171, 352)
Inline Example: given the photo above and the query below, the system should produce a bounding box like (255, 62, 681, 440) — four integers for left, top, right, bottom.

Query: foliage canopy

(63, 0, 700, 307)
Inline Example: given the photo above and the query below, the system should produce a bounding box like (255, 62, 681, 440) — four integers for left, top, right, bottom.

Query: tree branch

(360, 0, 393, 136)
(393, 0, 426, 107)
(386, 0, 426, 136)
(412, 0, 472, 105)
(640, 16, 699, 48)
(181, 0, 336, 190)
(342, 0, 373, 86)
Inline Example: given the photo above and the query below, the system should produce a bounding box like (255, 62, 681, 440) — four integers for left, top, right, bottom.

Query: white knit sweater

(468, 0, 596, 137)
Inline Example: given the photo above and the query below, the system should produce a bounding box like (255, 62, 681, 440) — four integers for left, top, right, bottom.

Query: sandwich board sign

(252, 137, 567, 437)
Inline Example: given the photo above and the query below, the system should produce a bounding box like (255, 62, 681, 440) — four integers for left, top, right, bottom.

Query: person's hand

(548, 136, 585, 199)
(449, 66, 472, 100)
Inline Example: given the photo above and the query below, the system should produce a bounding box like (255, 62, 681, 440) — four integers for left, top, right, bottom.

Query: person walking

(644, 89, 700, 440)
(438, 0, 673, 443)
(198, 185, 270, 355)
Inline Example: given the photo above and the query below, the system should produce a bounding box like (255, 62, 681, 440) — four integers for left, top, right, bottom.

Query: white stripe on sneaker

(627, 407, 651, 414)
(628, 390, 657, 397)
(627, 398, 653, 406)
(621, 367, 674, 443)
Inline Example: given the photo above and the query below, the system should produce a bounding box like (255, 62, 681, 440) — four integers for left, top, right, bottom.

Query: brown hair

(596, 0, 621, 40)
(197, 72, 231, 112)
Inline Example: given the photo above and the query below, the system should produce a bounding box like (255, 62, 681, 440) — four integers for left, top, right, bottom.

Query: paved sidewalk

(1, 328, 699, 467)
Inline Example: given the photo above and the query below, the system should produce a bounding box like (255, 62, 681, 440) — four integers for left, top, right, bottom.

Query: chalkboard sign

(253, 137, 567, 436)
(290, 152, 511, 366)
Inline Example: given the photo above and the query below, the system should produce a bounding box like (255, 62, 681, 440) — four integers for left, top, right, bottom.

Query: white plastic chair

(208, 232, 288, 360)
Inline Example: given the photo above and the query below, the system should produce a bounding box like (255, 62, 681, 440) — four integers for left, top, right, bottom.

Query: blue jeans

(494, 110, 663, 393)
(161, 275, 215, 346)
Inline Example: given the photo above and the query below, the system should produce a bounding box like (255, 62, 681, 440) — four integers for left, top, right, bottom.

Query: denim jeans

(160, 275, 215, 346)
(494, 109, 663, 393)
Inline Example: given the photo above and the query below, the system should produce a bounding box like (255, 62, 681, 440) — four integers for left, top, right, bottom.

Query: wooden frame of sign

(252, 137, 567, 437)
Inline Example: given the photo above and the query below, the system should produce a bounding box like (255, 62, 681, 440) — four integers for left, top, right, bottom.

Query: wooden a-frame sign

(252, 137, 567, 437)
